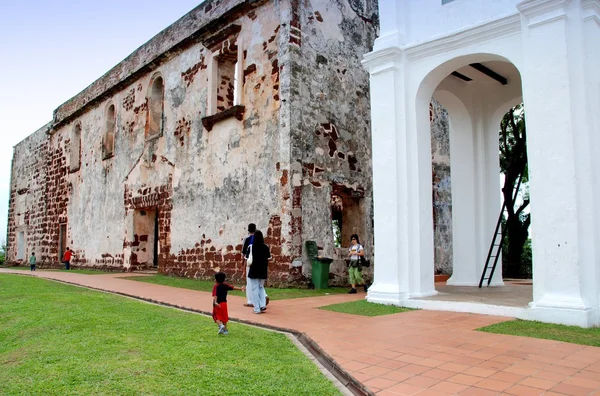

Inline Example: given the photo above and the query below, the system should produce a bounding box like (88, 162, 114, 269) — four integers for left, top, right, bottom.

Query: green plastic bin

(306, 241, 333, 289)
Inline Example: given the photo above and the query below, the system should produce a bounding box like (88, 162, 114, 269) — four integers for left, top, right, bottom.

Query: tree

(0, 238, 6, 265)
(499, 104, 531, 278)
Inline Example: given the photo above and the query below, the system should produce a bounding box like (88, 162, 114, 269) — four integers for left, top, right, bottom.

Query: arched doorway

(363, 0, 600, 327)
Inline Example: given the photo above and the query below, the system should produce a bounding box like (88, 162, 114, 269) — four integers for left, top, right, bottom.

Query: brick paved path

(2, 269, 599, 396)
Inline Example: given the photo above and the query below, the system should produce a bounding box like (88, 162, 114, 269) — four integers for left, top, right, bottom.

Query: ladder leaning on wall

(478, 170, 525, 288)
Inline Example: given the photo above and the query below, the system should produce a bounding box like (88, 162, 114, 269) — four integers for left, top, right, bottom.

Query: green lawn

(0, 266, 111, 275)
(45, 269, 114, 275)
(479, 319, 600, 347)
(320, 300, 415, 316)
(124, 274, 350, 300)
(0, 274, 341, 395)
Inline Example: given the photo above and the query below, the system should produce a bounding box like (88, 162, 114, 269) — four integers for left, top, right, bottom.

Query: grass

(46, 269, 113, 275)
(0, 265, 30, 270)
(124, 274, 350, 301)
(0, 274, 341, 395)
(319, 300, 415, 317)
(0, 266, 111, 275)
(479, 319, 600, 347)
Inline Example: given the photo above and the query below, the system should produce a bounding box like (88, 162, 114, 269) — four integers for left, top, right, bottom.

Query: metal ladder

(478, 171, 524, 288)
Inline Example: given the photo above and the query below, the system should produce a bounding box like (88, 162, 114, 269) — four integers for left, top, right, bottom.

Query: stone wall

(430, 100, 453, 275)
(287, 0, 378, 285)
(7, 123, 51, 263)
(6, 0, 379, 286)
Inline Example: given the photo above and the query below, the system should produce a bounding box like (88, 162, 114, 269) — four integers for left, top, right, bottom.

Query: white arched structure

(363, 0, 600, 327)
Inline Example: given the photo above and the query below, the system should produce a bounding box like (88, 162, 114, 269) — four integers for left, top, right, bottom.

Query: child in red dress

(212, 272, 244, 335)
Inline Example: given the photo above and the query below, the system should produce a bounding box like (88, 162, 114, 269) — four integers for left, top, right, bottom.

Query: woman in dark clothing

(247, 230, 271, 314)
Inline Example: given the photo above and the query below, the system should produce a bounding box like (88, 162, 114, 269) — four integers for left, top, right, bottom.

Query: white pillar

(362, 48, 410, 304)
(434, 90, 480, 286)
(518, 0, 600, 326)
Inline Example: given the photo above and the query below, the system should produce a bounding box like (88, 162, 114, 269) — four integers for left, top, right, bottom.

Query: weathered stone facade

(7, 0, 379, 286)
(431, 100, 453, 275)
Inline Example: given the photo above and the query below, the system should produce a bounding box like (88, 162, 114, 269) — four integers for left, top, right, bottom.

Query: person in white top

(347, 234, 365, 294)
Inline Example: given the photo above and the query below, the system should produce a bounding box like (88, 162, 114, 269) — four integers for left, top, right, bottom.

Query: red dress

(212, 283, 234, 324)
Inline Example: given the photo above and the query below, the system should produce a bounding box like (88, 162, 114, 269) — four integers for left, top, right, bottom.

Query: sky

(0, 0, 205, 243)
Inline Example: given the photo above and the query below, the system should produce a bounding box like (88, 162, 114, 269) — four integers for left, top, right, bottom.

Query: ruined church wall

(286, 0, 378, 284)
(7, 0, 454, 285)
(6, 124, 50, 263)
(9, 0, 299, 283)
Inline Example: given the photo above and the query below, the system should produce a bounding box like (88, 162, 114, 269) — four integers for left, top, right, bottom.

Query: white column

(518, 0, 599, 326)
(581, 0, 600, 327)
(434, 90, 480, 286)
(363, 48, 409, 304)
(410, 88, 437, 298)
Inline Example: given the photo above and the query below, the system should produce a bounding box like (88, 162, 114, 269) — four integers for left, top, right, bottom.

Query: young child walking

(29, 252, 37, 271)
(212, 271, 244, 335)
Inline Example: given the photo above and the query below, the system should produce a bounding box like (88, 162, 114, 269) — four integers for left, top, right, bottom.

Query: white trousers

(246, 266, 252, 304)
(249, 278, 266, 313)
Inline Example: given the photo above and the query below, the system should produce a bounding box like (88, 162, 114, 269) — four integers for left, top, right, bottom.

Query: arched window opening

(146, 76, 164, 139)
(70, 123, 81, 172)
(103, 104, 116, 159)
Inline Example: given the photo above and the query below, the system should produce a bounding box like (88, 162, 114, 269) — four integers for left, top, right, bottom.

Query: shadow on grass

(123, 274, 350, 301)
(319, 300, 415, 317)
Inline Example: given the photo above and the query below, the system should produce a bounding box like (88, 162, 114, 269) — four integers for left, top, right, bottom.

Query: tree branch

(516, 199, 530, 216)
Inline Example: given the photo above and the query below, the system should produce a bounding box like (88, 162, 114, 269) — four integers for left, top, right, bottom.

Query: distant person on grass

(29, 252, 36, 271)
(212, 271, 244, 335)
(62, 247, 72, 270)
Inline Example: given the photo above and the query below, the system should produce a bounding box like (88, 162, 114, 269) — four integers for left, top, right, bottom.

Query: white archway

(363, 0, 600, 327)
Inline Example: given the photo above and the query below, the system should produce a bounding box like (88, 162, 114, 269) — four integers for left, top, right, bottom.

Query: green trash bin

(306, 241, 333, 289)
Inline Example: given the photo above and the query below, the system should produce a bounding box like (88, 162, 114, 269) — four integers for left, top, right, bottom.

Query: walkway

(2, 269, 599, 396)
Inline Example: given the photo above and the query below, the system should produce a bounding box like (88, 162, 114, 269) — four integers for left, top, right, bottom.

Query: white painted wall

(364, 0, 600, 327)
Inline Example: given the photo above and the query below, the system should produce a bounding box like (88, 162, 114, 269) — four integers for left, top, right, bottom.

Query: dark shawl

(248, 243, 270, 279)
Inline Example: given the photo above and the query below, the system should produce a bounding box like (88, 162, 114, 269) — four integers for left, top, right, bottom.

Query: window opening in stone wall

(215, 45, 238, 112)
(146, 76, 164, 139)
(331, 191, 365, 247)
(331, 194, 343, 248)
(70, 123, 81, 172)
(59, 224, 67, 261)
(201, 24, 245, 131)
(103, 104, 116, 159)
(16, 231, 25, 260)
(233, 61, 241, 105)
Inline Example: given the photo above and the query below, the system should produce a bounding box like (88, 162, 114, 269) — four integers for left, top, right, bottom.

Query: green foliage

(124, 275, 350, 300)
(332, 219, 342, 248)
(319, 300, 414, 317)
(499, 104, 531, 278)
(479, 319, 600, 347)
(0, 274, 341, 395)
(0, 239, 6, 265)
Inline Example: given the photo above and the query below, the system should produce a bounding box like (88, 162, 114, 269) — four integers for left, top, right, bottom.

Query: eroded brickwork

(6, 0, 379, 286)
(7, 124, 50, 263)
(286, 0, 379, 285)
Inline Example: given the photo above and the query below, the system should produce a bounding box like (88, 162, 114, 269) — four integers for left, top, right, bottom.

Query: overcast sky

(0, 0, 205, 243)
